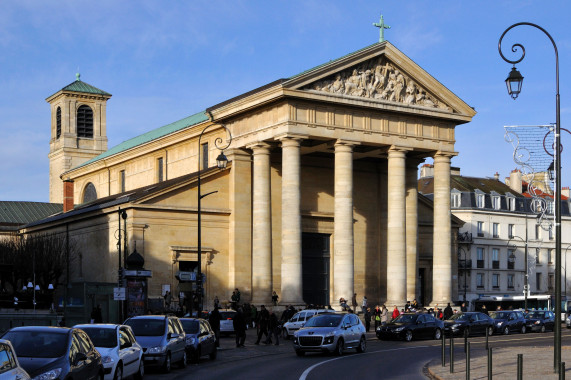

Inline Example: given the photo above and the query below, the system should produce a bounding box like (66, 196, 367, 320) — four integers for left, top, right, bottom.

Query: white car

(218, 310, 237, 335)
(0, 339, 30, 380)
(282, 309, 335, 339)
(75, 324, 144, 380)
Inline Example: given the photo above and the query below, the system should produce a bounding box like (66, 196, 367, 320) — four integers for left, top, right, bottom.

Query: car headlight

(496, 322, 503, 326)
(186, 337, 196, 345)
(394, 327, 405, 332)
(102, 355, 115, 364)
(324, 332, 335, 344)
(293, 336, 298, 344)
(451, 325, 459, 329)
(148, 346, 167, 354)
(535, 321, 541, 325)
(33, 368, 62, 380)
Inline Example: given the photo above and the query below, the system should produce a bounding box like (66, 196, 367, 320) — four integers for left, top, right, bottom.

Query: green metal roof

(0, 202, 62, 225)
(75, 111, 209, 170)
(49, 75, 111, 98)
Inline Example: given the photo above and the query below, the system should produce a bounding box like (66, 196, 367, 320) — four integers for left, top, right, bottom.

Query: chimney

(508, 169, 522, 194)
(419, 164, 434, 178)
(63, 179, 74, 212)
(494, 172, 500, 181)
(562, 186, 570, 199)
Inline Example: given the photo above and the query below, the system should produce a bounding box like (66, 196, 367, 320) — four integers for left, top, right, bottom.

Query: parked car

(74, 323, 144, 380)
(180, 318, 217, 363)
(1, 326, 103, 380)
(293, 313, 366, 356)
(566, 314, 571, 329)
(525, 310, 555, 333)
(376, 312, 444, 341)
(124, 315, 186, 373)
(0, 339, 30, 380)
(283, 309, 335, 339)
(490, 310, 526, 335)
(218, 309, 237, 335)
(443, 312, 494, 337)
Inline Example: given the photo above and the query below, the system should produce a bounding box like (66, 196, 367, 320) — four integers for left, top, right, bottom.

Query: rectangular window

(477, 194, 485, 208)
(477, 221, 484, 237)
(157, 157, 164, 183)
(492, 274, 500, 288)
(536, 248, 540, 264)
(477, 273, 484, 288)
(548, 249, 553, 264)
(451, 193, 461, 208)
(493, 223, 499, 238)
(120, 170, 125, 193)
(549, 274, 554, 291)
(507, 249, 515, 269)
(508, 197, 516, 211)
(477, 247, 485, 268)
(508, 274, 514, 289)
(201, 142, 209, 170)
(508, 224, 514, 239)
(536, 272, 542, 291)
(493, 196, 501, 210)
(492, 248, 500, 269)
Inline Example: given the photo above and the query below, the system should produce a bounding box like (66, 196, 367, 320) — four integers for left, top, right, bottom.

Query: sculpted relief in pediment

(302, 57, 454, 112)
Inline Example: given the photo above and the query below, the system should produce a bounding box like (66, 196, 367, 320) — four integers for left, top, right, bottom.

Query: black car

(443, 312, 494, 337)
(376, 313, 444, 341)
(490, 310, 526, 335)
(180, 318, 217, 363)
(1, 326, 103, 380)
(525, 310, 555, 333)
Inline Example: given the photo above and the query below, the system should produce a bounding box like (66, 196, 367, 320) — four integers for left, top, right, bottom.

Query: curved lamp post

(196, 123, 232, 313)
(499, 22, 561, 373)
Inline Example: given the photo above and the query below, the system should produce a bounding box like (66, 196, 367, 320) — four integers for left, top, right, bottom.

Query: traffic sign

(113, 287, 126, 301)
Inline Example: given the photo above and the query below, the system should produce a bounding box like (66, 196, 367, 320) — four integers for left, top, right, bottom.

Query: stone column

(279, 136, 304, 304)
(406, 159, 422, 302)
(333, 140, 356, 307)
(249, 142, 273, 304)
(432, 152, 455, 304)
(386, 146, 409, 306)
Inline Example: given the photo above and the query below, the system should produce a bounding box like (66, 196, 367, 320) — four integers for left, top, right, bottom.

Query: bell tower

(46, 74, 112, 203)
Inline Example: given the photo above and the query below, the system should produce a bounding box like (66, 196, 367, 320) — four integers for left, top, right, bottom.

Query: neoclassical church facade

(26, 41, 475, 319)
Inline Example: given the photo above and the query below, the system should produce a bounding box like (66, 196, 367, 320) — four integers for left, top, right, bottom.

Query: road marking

(298, 345, 431, 380)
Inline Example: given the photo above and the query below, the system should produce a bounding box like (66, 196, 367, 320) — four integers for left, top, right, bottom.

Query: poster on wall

(126, 280, 146, 317)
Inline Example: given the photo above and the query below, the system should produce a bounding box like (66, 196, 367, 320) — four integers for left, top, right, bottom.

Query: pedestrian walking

(374, 305, 381, 329)
(91, 304, 103, 323)
(381, 304, 389, 325)
(361, 296, 368, 314)
(352, 293, 358, 313)
(255, 305, 270, 344)
(233, 307, 247, 347)
(209, 306, 221, 347)
(266, 311, 280, 345)
(272, 291, 279, 306)
(392, 305, 400, 320)
(364, 307, 372, 332)
(213, 295, 220, 309)
(164, 291, 172, 310)
(443, 303, 453, 320)
(461, 302, 467, 312)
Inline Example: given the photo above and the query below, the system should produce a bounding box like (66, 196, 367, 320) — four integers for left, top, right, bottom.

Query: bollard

(464, 333, 468, 353)
(442, 330, 446, 367)
(488, 347, 493, 380)
(517, 354, 523, 380)
(450, 335, 455, 373)
(485, 328, 489, 350)
(466, 341, 470, 380)
(560, 362, 565, 380)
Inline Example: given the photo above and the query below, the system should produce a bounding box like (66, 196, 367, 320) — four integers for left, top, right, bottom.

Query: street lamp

(499, 22, 562, 373)
(196, 122, 232, 313)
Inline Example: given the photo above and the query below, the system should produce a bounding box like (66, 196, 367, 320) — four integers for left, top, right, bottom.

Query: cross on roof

(373, 14, 391, 43)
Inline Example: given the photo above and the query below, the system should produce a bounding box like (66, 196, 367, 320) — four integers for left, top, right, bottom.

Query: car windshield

(181, 320, 199, 334)
(125, 319, 165, 337)
(304, 314, 343, 328)
(490, 312, 510, 319)
(526, 312, 546, 319)
(392, 314, 418, 324)
(449, 313, 471, 321)
(80, 327, 117, 348)
(3, 330, 68, 358)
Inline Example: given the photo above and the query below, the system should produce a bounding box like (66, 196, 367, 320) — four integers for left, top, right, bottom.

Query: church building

(24, 40, 475, 322)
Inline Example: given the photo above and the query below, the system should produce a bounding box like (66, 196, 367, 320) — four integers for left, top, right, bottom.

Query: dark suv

(125, 315, 186, 373)
(490, 310, 526, 334)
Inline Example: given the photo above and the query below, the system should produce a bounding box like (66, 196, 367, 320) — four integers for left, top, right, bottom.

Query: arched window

(77, 105, 93, 138)
(56, 107, 61, 139)
(82, 182, 97, 203)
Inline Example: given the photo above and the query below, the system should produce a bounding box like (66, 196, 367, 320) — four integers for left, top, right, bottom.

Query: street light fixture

(499, 22, 562, 373)
(196, 122, 232, 314)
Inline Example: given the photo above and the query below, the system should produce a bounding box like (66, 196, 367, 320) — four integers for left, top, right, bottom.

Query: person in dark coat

(364, 307, 372, 332)
(266, 311, 280, 345)
(443, 303, 453, 320)
(233, 307, 247, 347)
(91, 304, 103, 323)
(209, 306, 221, 347)
(255, 305, 270, 344)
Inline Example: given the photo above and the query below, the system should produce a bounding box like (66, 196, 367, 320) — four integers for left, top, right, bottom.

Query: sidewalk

(427, 345, 571, 379)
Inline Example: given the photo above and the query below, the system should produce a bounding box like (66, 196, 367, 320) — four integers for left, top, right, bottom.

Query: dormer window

(492, 196, 501, 210)
(56, 106, 61, 139)
(451, 191, 461, 208)
(476, 193, 485, 208)
(507, 196, 516, 211)
(77, 105, 93, 138)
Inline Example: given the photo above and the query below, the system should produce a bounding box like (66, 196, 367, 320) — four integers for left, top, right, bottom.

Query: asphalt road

(143, 327, 571, 380)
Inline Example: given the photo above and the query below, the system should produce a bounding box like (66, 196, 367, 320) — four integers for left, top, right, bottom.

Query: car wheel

(541, 325, 546, 333)
(503, 326, 510, 335)
(521, 325, 526, 334)
(191, 348, 201, 364)
(134, 360, 144, 380)
(434, 328, 442, 340)
(296, 350, 305, 357)
(209, 347, 217, 360)
(162, 353, 171, 373)
(179, 350, 187, 368)
(356, 336, 366, 353)
(404, 330, 413, 342)
(335, 338, 344, 356)
(113, 364, 123, 380)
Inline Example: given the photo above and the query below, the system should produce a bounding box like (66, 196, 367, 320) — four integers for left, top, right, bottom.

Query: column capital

(334, 139, 360, 148)
(246, 141, 272, 153)
(389, 145, 413, 154)
(433, 150, 458, 159)
(275, 133, 308, 144)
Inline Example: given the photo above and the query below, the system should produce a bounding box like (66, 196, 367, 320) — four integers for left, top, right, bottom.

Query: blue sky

(1, 0, 569, 202)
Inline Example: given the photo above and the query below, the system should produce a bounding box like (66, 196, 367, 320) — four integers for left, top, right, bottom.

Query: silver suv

(124, 315, 186, 373)
(293, 313, 366, 356)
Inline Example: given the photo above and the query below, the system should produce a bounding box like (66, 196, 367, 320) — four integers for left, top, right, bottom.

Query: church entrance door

(302, 233, 330, 306)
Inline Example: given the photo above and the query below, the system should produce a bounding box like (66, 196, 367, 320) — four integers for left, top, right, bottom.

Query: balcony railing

(459, 260, 472, 269)
(458, 232, 473, 243)
(477, 260, 485, 268)
(507, 261, 515, 269)
(492, 261, 500, 269)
